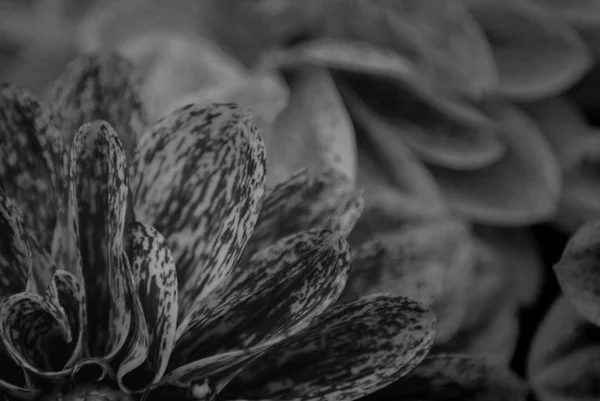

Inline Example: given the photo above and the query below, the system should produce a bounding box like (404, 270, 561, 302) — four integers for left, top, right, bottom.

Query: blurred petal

(554, 221, 600, 326)
(118, 223, 178, 392)
(118, 32, 248, 122)
(341, 82, 447, 219)
(267, 67, 356, 186)
(375, 0, 498, 99)
(463, 0, 592, 100)
(171, 229, 349, 371)
(224, 294, 436, 401)
(366, 354, 526, 401)
(529, 297, 600, 401)
(69, 121, 133, 359)
(340, 76, 505, 170)
(130, 103, 266, 317)
(429, 101, 561, 225)
(261, 38, 427, 86)
(47, 51, 148, 158)
(522, 98, 600, 232)
(244, 167, 362, 260)
(345, 218, 475, 343)
(0, 84, 65, 249)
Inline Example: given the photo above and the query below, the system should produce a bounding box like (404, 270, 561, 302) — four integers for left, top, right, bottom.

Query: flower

(0, 51, 437, 401)
(528, 221, 600, 401)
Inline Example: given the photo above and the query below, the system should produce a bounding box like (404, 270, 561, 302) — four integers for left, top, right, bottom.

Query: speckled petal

(118, 222, 178, 392)
(340, 82, 447, 219)
(339, 75, 505, 170)
(366, 353, 526, 401)
(0, 291, 72, 379)
(529, 297, 600, 401)
(224, 294, 435, 401)
(130, 103, 266, 317)
(0, 84, 65, 250)
(244, 167, 362, 261)
(68, 121, 133, 359)
(267, 67, 356, 186)
(47, 51, 147, 157)
(0, 191, 31, 302)
(554, 221, 600, 326)
(171, 229, 349, 368)
(429, 101, 561, 226)
(344, 218, 474, 344)
(261, 38, 428, 87)
(462, 0, 592, 100)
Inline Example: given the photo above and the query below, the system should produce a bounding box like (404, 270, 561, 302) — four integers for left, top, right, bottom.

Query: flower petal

(528, 297, 600, 401)
(267, 67, 356, 186)
(47, 51, 148, 157)
(118, 32, 249, 122)
(130, 103, 266, 317)
(0, 191, 31, 301)
(554, 220, 600, 326)
(171, 228, 349, 369)
(68, 121, 133, 359)
(522, 97, 600, 232)
(0, 345, 37, 400)
(340, 82, 447, 219)
(344, 218, 475, 344)
(243, 167, 362, 260)
(223, 294, 436, 401)
(375, 0, 498, 99)
(117, 222, 178, 392)
(339, 75, 505, 170)
(366, 354, 526, 401)
(0, 83, 65, 250)
(0, 292, 72, 379)
(429, 101, 561, 225)
(261, 38, 429, 89)
(463, 0, 592, 100)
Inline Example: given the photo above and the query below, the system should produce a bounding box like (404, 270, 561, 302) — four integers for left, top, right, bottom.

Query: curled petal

(429, 102, 561, 225)
(244, 167, 362, 260)
(463, 0, 592, 100)
(267, 67, 356, 186)
(118, 223, 178, 392)
(47, 51, 148, 157)
(69, 121, 133, 359)
(529, 297, 600, 401)
(0, 84, 65, 250)
(225, 294, 436, 401)
(367, 353, 526, 401)
(130, 103, 266, 317)
(0, 292, 72, 380)
(554, 221, 600, 326)
(172, 229, 350, 368)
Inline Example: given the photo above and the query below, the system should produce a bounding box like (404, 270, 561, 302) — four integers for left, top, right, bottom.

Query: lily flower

(0, 52, 436, 400)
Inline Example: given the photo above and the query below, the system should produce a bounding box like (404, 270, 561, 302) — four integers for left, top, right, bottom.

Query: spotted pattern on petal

(244, 168, 361, 261)
(69, 121, 132, 359)
(48, 51, 148, 157)
(0, 292, 72, 379)
(226, 294, 436, 401)
(130, 102, 266, 317)
(172, 229, 350, 367)
(0, 84, 65, 250)
(0, 191, 31, 302)
(119, 222, 178, 392)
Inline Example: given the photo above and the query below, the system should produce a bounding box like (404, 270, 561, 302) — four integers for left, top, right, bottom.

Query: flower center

(41, 383, 136, 401)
